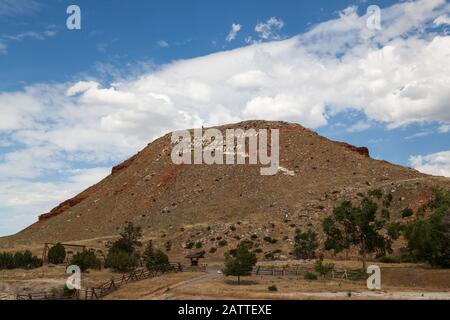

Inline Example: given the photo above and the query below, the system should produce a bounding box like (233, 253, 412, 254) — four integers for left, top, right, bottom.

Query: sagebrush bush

(268, 285, 278, 292)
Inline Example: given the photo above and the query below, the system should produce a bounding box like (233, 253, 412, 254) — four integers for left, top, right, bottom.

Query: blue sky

(0, 0, 450, 236)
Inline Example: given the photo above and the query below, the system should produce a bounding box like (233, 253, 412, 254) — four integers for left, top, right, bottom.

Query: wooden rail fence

(16, 262, 185, 300)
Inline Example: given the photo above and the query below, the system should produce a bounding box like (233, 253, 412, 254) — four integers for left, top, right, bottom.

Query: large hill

(1, 120, 449, 257)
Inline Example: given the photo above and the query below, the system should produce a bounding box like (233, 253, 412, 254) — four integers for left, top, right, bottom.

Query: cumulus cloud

(1, 0, 450, 234)
(255, 17, 285, 40)
(434, 14, 450, 25)
(409, 151, 450, 177)
(226, 23, 242, 42)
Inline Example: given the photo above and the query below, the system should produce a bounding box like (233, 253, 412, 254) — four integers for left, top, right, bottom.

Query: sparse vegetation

(47, 243, 66, 265)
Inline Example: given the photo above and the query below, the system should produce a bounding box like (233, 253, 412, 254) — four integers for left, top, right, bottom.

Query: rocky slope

(1, 120, 449, 259)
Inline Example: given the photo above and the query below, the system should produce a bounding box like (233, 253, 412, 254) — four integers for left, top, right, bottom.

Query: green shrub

(304, 272, 318, 280)
(195, 242, 203, 249)
(293, 229, 319, 260)
(105, 251, 137, 272)
(63, 284, 76, 298)
(0, 252, 15, 269)
(268, 285, 278, 292)
(314, 260, 334, 277)
(70, 250, 101, 272)
(47, 243, 66, 265)
(209, 247, 217, 254)
(402, 208, 414, 218)
(250, 234, 258, 240)
(185, 241, 194, 249)
(143, 240, 170, 271)
(253, 248, 263, 254)
(230, 225, 236, 231)
(378, 256, 399, 263)
(218, 240, 228, 247)
(368, 189, 383, 199)
(165, 241, 172, 252)
(263, 236, 278, 244)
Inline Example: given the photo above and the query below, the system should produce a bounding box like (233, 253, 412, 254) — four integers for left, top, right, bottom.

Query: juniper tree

(223, 242, 257, 284)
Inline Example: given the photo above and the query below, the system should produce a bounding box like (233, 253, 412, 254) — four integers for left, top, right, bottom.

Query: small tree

(105, 222, 142, 272)
(48, 243, 66, 265)
(293, 229, 319, 259)
(223, 242, 257, 284)
(404, 189, 450, 267)
(143, 240, 170, 271)
(322, 195, 394, 269)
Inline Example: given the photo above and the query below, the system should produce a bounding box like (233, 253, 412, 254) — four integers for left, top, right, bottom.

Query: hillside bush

(47, 243, 66, 265)
(70, 250, 101, 272)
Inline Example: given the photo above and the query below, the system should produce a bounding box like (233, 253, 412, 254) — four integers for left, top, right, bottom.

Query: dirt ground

(1, 260, 450, 300)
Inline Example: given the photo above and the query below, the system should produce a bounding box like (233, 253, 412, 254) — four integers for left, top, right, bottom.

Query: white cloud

(255, 17, 285, 40)
(409, 151, 450, 177)
(434, 14, 450, 25)
(0, 28, 57, 54)
(157, 40, 169, 48)
(1, 0, 450, 234)
(439, 124, 450, 133)
(0, 0, 39, 16)
(347, 120, 371, 132)
(226, 23, 242, 42)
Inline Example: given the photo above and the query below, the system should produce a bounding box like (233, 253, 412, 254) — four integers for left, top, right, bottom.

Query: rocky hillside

(1, 120, 449, 258)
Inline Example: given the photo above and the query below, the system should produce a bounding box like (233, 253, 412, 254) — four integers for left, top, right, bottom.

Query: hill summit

(2, 120, 449, 252)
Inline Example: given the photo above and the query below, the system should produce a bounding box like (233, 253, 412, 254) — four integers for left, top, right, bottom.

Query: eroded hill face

(1, 120, 449, 255)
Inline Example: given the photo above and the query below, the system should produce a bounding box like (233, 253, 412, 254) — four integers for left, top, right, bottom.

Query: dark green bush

(401, 208, 414, 218)
(250, 234, 258, 240)
(70, 250, 101, 272)
(105, 251, 137, 272)
(263, 236, 278, 244)
(304, 272, 318, 280)
(268, 285, 278, 292)
(218, 240, 228, 247)
(0, 252, 15, 269)
(47, 243, 66, 265)
(195, 242, 203, 249)
(209, 247, 217, 254)
(314, 260, 334, 277)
